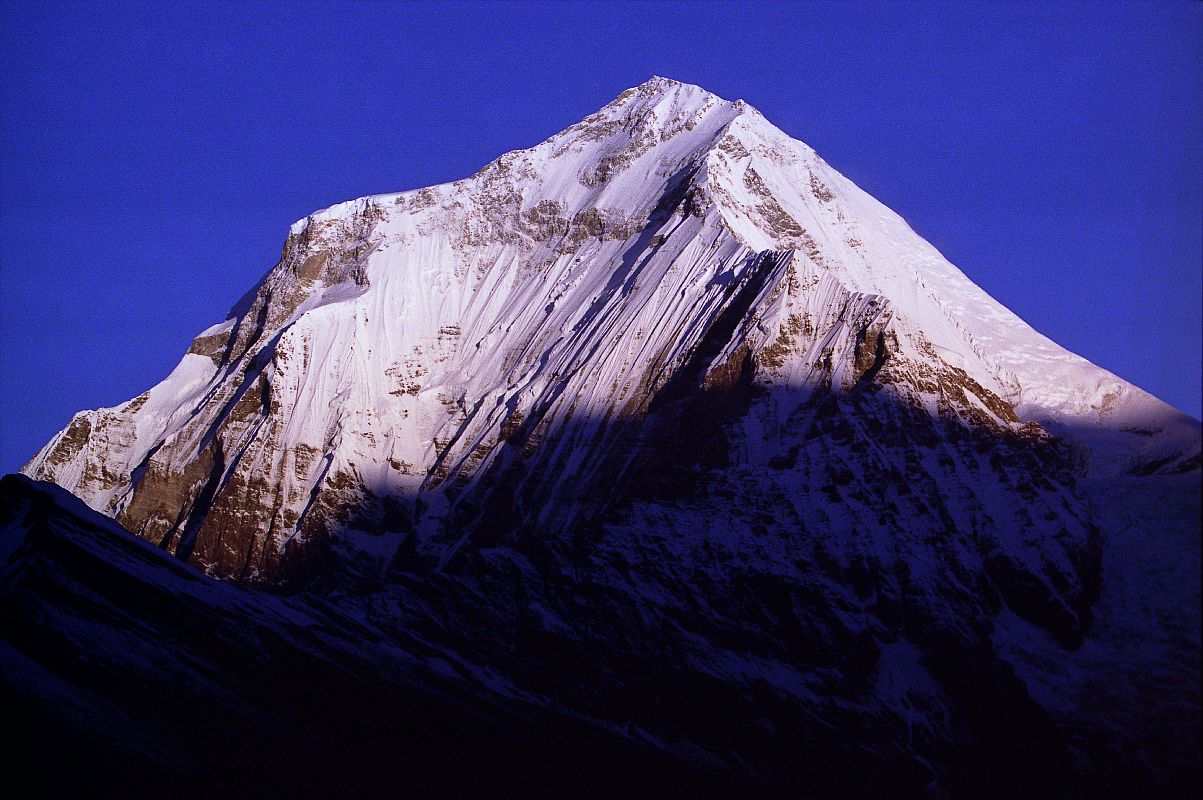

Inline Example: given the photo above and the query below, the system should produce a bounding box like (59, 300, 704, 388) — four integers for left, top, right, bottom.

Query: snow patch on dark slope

(11, 77, 1202, 796)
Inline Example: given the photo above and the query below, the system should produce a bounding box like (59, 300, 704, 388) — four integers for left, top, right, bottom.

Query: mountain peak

(636, 74, 684, 89)
(13, 79, 1200, 797)
(621, 76, 763, 122)
(629, 74, 705, 97)
(591, 75, 748, 135)
(287, 76, 781, 241)
(25, 79, 1200, 583)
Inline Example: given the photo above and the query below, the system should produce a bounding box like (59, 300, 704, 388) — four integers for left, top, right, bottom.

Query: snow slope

(25, 77, 1197, 575)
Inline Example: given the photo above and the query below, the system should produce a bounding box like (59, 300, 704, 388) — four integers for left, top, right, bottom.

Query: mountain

(11, 77, 1202, 796)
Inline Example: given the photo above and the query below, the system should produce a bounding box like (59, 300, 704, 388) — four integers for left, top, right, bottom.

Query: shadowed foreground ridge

(0, 474, 751, 798)
(8, 78, 1203, 796)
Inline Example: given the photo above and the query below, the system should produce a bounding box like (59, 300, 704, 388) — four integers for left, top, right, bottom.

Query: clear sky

(1, 0, 1200, 473)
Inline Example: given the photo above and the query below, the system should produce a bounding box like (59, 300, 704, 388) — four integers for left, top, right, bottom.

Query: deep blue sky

(1, 1, 1200, 473)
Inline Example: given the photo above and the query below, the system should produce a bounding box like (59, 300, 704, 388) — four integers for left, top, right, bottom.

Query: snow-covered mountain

(16, 77, 1201, 795)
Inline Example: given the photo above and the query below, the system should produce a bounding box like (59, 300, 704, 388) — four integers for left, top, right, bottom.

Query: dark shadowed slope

(4, 443, 1199, 799)
(0, 474, 752, 799)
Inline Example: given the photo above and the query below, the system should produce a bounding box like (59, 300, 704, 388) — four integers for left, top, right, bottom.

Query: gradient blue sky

(1, 0, 1200, 473)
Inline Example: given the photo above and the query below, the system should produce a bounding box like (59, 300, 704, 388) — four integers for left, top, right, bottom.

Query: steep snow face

(17, 77, 1202, 792)
(22, 76, 1196, 579)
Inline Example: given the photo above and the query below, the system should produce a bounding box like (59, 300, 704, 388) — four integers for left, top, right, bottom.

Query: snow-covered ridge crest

(288, 75, 735, 235)
(288, 75, 1194, 439)
(22, 76, 1199, 588)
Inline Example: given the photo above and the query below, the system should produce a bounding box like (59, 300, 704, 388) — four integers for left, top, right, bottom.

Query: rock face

(17, 78, 1202, 795)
